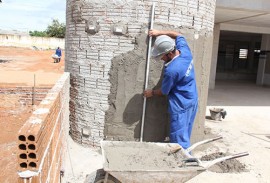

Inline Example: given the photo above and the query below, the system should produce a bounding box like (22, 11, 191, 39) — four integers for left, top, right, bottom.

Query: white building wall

(0, 34, 65, 49)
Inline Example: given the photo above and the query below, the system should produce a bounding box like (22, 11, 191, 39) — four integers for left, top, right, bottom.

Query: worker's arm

(149, 29, 181, 39)
(144, 89, 163, 98)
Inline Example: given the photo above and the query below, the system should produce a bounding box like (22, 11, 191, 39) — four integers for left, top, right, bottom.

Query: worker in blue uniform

(55, 47, 62, 63)
(144, 29, 198, 149)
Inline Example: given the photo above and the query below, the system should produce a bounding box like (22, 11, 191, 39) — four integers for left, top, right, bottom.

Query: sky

(0, 0, 66, 32)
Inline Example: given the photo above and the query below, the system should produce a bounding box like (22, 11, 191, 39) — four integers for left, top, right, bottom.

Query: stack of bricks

(17, 73, 70, 183)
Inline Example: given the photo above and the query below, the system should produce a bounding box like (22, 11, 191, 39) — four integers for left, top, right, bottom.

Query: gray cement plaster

(105, 30, 170, 142)
(102, 141, 189, 171)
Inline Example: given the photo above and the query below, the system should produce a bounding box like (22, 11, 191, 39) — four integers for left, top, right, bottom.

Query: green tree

(29, 19, 65, 38)
(46, 19, 66, 38)
(29, 30, 47, 37)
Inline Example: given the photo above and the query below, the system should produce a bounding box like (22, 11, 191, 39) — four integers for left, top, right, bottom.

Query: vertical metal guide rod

(140, 3, 156, 142)
(32, 74, 36, 105)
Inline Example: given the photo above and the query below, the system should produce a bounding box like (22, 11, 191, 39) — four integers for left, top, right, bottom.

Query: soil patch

(0, 46, 64, 182)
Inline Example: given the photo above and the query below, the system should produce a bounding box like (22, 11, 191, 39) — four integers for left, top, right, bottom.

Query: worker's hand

(149, 29, 161, 37)
(144, 90, 153, 98)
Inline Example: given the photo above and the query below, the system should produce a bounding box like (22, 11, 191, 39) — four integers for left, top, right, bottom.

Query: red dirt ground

(0, 46, 64, 183)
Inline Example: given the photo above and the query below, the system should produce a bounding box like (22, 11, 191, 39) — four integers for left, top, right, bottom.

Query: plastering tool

(140, 3, 156, 142)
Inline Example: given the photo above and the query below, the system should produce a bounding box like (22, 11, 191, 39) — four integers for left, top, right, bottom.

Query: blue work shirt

(161, 36, 198, 114)
(56, 49, 62, 57)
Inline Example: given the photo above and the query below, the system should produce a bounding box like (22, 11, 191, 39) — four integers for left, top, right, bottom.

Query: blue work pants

(169, 102, 198, 149)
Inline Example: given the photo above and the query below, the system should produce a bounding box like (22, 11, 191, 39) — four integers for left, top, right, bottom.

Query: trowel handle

(186, 136, 223, 153)
(226, 152, 249, 159)
(202, 152, 249, 169)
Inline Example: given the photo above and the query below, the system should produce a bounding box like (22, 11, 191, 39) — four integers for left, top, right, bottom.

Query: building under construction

(8, 0, 270, 182)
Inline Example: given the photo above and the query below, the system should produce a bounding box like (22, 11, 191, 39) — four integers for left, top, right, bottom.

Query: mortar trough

(88, 137, 248, 183)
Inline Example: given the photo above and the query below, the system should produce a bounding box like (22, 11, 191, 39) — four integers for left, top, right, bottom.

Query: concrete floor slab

(189, 80, 270, 182)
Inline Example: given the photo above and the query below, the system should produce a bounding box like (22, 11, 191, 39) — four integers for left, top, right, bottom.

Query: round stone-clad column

(66, 0, 216, 146)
